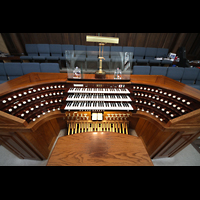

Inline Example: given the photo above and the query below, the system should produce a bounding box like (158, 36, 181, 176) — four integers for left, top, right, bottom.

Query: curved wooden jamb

(27, 110, 65, 132)
(130, 111, 166, 131)
(0, 110, 28, 129)
(130, 75, 200, 101)
(0, 72, 68, 96)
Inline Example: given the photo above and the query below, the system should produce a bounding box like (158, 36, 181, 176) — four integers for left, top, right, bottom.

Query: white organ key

(67, 87, 130, 94)
(64, 101, 133, 110)
(66, 94, 132, 102)
(65, 86, 132, 111)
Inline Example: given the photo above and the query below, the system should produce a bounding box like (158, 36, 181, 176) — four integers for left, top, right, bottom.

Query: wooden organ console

(63, 81, 133, 135)
(0, 72, 200, 161)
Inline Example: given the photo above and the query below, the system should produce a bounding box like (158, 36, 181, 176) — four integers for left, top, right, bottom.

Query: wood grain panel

(157, 33, 168, 48)
(47, 33, 63, 44)
(154, 130, 200, 158)
(118, 33, 129, 46)
(61, 33, 70, 44)
(186, 33, 199, 55)
(134, 33, 148, 47)
(2, 33, 18, 55)
(0, 131, 42, 159)
(135, 117, 175, 158)
(20, 118, 61, 159)
(127, 33, 137, 46)
(171, 33, 188, 53)
(0, 111, 28, 127)
(56, 117, 67, 130)
(47, 132, 153, 166)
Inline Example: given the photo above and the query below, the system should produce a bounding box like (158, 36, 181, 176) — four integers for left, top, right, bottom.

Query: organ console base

(0, 72, 200, 163)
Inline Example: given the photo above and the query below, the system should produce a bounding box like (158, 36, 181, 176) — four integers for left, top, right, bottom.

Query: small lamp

(86, 35, 119, 78)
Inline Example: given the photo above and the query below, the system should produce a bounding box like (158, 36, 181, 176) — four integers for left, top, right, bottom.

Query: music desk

(47, 132, 153, 166)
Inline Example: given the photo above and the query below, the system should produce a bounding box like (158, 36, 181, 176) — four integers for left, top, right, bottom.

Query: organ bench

(0, 72, 200, 160)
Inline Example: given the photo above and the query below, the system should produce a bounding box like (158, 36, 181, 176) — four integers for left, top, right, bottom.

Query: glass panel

(65, 50, 132, 80)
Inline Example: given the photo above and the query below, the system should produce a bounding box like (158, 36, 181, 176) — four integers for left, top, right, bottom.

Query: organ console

(0, 72, 200, 161)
